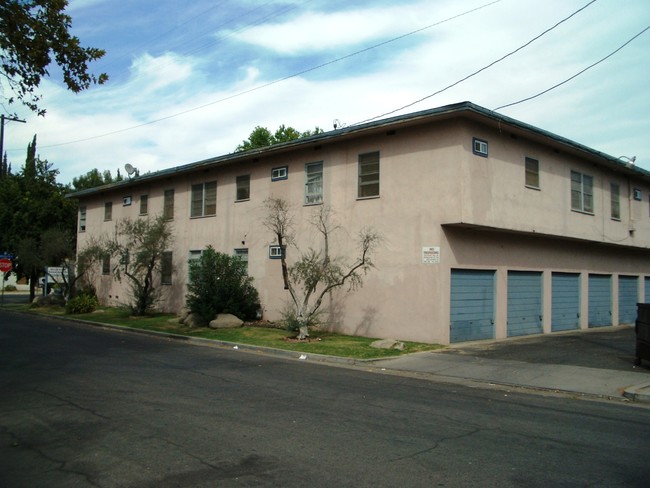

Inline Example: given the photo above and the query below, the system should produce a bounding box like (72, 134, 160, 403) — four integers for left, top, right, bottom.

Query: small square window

(473, 138, 488, 157)
(123, 196, 132, 206)
(269, 245, 284, 259)
(272, 166, 288, 181)
(633, 188, 642, 201)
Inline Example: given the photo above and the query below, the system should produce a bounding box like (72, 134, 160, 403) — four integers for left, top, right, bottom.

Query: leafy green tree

(235, 124, 324, 152)
(0, 135, 76, 300)
(262, 198, 381, 339)
(72, 168, 124, 191)
(186, 246, 260, 324)
(104, 215, 173, 316)
(0, 0, 108, 116)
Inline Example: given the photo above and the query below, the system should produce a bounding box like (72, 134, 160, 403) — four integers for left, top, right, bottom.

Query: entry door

(588, 274, 612, 327)
(450, 269, 495, 343)
(507, 271, 543, 337)
(551, 273, 580, 332)
(618, 276, 638, 324)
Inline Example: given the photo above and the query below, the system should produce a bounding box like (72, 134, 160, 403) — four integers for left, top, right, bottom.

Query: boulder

(183, 312, 207, 328)
(209, 314, 244, 329)
(31, 294, 66, 307)
(178, 307, 190, 324)
(370, 338, 405, 351)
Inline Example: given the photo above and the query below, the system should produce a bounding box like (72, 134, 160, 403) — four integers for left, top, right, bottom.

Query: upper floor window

(140, 195, 148, 215)
(610, 183, 621, 220)
(358, 151, 380, 198)
(305, 161, 323, 205)
(472, 137, 488, 157)
(525, 157, 539, 189)
(163, 189, 175, 220)
(571, 170, 593, 214)
(79, 206, 87, 232)
(161, 251, 173, 285)
(191, 181, 216, 218)
(104, 202, 112, 221)
(272, 166, 288, 181)
(236, 175, 250, 201)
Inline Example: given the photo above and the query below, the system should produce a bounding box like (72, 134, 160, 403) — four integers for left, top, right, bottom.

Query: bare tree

(104, 215, 173, 315)
(263, 197, 381, 339)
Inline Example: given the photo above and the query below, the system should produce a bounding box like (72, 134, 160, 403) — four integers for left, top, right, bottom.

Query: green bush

(66, 294, 99, 314)
(186, 246, 260, 323)
(3, 284, 17, 292)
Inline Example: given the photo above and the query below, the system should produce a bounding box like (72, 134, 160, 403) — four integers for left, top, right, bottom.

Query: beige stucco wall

(76, 116, 650, 344)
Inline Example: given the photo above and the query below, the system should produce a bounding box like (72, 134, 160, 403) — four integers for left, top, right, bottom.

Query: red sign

(0, 258, 12, 273)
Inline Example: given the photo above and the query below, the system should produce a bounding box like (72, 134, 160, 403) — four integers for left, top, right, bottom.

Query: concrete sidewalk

(371, 351, 650, 403)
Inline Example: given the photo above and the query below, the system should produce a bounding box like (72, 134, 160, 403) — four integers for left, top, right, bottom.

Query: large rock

(178, 307, 190, 324)
(31, 294, 66, 307)
(209, 314, 244, 329)
(370, 338, 405, 351)
(183, 312, 207, 328)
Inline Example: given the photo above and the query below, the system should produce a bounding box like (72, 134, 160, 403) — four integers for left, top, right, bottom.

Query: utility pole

(0, 114, 27, 175)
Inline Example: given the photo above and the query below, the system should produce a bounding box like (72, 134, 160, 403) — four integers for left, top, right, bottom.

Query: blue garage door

(588, 274, 612, 327)
(450, 269, 495, 343)
(552, 272, 580, 332)
(618, 275, 638, 324)
(507, 271, 543, 337)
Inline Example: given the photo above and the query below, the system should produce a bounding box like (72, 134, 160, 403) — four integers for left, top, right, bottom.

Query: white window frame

(472, 137, 488, 157)
(269, 245, 284, 259)
(525, 157, 540, 189)
(272, 166, 288, 181)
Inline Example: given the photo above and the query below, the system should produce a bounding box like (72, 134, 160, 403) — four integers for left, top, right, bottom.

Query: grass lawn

(7, 304, 444, 359)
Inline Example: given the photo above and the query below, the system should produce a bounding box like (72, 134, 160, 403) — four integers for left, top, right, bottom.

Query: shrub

(3, 284, 17, 292)
(66, 294, 99, 314)
(186, 246, 260, 323)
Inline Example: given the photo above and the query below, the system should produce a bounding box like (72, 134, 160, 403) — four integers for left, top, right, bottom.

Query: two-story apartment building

(70, 101, 650, 344)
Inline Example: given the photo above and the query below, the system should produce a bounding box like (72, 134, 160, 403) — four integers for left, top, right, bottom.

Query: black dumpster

(635, 303, 650, 366)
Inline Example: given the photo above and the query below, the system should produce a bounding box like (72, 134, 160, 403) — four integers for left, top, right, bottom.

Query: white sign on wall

(422, 246, 440, 264)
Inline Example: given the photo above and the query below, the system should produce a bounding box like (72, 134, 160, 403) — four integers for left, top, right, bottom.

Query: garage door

(618, 275, 638, 324)
(588, 274, 612, 327)
(507, 271, 543, 337)
(450, 269, 495, 343)
(552, 272, 580, 332)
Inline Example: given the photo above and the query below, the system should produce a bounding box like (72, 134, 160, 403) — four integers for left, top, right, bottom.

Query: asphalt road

(1, 310, 649, 487)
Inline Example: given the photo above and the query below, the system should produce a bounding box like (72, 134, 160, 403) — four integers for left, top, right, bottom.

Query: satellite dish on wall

(124, 163, 137, 176)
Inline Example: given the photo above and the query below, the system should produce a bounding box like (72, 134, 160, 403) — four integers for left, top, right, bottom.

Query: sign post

(0, 257, 13, 306)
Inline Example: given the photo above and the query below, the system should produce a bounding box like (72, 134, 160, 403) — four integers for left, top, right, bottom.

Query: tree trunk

(297, 325, 310, 340)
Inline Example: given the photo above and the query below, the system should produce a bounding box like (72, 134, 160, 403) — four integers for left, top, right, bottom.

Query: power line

(31, 0, 502, 150)
(352, 0, 598, 126)
(493, 25, 650, 111)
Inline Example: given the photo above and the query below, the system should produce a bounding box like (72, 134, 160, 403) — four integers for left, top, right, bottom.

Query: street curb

(623, 382, 650, 402)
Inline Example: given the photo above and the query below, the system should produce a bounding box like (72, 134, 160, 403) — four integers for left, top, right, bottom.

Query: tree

(72, 168, 124, 191)
(235, 124, 324, 152)
(262, 197, 381, 339)
(104, 215, 173, 316)
(0, 135, 77, 300)
(0, 0, 108, 116)
(185, 246, 260, 324)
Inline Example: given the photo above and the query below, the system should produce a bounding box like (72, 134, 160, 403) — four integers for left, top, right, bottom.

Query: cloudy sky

(3, 0, 649, 184)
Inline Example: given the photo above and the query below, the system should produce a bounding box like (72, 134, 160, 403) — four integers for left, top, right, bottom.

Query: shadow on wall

(353, 306, 378, 337)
